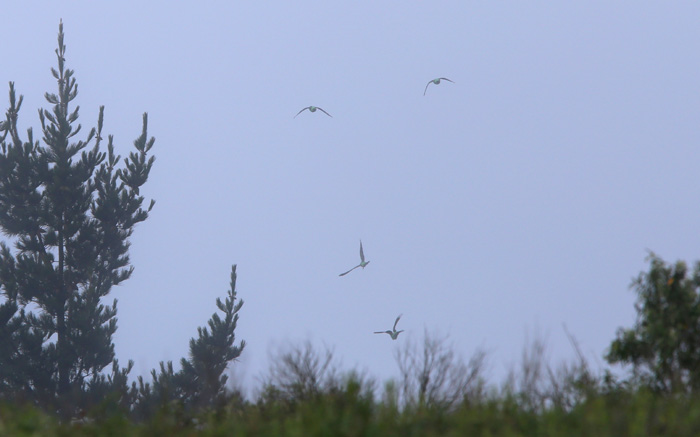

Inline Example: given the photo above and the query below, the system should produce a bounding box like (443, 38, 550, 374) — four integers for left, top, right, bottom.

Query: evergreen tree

(179, 265, 245, 408)
(606, 251, 700, 393)
(133, 265, 245, 418)
(0, 20, 155, 415)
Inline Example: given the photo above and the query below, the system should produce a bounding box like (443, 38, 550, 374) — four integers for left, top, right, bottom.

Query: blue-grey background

(2, 2, 699, 392)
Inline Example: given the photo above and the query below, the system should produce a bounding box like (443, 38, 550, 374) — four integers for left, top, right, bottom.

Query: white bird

(339, 240, 370, 276)
(423, 77, 454, 96)
(294, 106, 332, 118)
(375, 314, 404, 340)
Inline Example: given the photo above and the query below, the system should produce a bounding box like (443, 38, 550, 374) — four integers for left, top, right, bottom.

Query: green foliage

(180, 265, 245, 408)
(0, 20, 155, 416)
(606, 251, 700, 393)
(4, 381, 700, 436)
(133, 265, 245, 419)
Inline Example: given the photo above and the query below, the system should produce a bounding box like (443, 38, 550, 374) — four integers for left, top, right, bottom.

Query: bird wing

(317, 107, 333, 117)
(439, 77, 455, 83)
(339, 264, 360, 276)
(294, 107, 310, 118)
(375, 331, 390, 335)
(393, 314, 402, 331)
(423, 81, 432, 96)
(359, 240, 365, 263)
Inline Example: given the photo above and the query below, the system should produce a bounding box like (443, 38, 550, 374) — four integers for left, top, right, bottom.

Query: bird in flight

(424, 77, 454, 96)
(375, 314, 404, 340)
(294, 106, 332, 118)
(339, 240, 370, 276)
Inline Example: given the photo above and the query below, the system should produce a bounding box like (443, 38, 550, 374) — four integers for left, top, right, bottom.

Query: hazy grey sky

(2, 2, 699, 391)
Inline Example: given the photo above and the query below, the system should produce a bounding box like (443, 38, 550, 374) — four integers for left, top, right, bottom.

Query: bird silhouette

(374, 314, 404, 340)
(339, 240, 370, 276)
(424, 77, 454, 96)
(294, 106, 332, 118)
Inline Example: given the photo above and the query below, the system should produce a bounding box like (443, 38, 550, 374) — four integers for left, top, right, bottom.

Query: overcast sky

(2, 2, 699, 393)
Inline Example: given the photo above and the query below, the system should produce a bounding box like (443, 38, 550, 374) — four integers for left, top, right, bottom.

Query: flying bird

(374, 314, 404, 340)
(294, 106, 332, 118)
(423, 77, 454, 96)
(339, 240, 370, 276)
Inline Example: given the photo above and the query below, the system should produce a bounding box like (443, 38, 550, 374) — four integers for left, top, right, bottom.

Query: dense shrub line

(3, 380, 700, 436)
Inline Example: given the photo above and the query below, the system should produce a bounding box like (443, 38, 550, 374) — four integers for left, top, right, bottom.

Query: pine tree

(0, 20, 155, 415)
(179, 265, 245, 408)
(133, 265, 245, 418)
